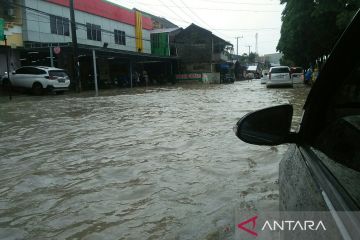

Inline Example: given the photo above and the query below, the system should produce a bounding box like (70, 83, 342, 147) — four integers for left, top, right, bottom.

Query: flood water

(0, 81, 310, 240)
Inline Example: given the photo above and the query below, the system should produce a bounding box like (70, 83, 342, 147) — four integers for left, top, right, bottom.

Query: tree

(277, 0, 359, 67)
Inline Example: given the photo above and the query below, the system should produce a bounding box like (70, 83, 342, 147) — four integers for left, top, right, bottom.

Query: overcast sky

(108, 0, 285, 55)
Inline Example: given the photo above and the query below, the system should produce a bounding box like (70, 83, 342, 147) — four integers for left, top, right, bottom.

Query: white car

(290, 67, 304, 84)
(2, 66, 71, 94)
(266, 66, 293, 88)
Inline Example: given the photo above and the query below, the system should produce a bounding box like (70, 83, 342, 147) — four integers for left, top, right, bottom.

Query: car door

(12, 67, 31, 87)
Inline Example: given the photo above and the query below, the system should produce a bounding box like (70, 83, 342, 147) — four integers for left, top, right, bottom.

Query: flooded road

(0, 81, 310, 240)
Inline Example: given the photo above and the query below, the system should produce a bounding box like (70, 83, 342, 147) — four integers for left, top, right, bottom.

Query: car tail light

(45, 76, 57, 80)
(269, 72, 271, 80)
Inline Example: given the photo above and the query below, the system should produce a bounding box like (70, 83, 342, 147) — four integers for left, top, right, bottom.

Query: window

(30, 68, 47, 75)
(313, 62, 360, 205)
(271, 67, 290, 73)
(87, 23, 102, 41)
(50, 15, 70, 36)
(15, 67, 31, 74)
(114, 30, 126, 45)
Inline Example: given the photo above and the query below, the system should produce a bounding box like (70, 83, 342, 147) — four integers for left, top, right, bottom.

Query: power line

(169, 0, 200, 26)
(178, 0, 232, 40)
(157, 0, 189, 25)
(184, 0, 278, 6)
(119, 2, 282, 13)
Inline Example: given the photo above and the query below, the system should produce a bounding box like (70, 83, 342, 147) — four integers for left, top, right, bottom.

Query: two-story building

(15, 0, 178, 89)
(174, 24, 233, 83)
(0, 0, 23, 75)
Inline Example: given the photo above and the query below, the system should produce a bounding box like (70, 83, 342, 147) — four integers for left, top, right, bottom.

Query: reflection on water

(0, 82, 310, 239)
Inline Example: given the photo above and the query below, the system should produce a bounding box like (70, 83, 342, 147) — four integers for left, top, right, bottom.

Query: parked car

(1, 66, 71, 95)
(290, 67, 304, 84)
(267, 66, 293, 88)
(260, 70, 269, 84)
(234, 10, 360, 239)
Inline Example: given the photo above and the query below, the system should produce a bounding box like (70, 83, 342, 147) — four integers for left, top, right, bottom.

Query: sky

(108, 0, 285, 55)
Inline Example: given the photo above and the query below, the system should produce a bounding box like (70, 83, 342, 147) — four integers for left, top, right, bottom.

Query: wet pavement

(0, 81, 310, 240)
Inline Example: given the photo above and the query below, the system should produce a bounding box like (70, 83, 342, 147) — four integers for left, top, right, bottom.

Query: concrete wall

(0, 50, 20, 76)
(22, 0, 151, 53)
(202, 72, 220, 84)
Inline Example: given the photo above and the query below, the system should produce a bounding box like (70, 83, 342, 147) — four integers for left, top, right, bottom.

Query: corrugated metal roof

(150, 28, 181, 34)
(247, 66, 257, 71)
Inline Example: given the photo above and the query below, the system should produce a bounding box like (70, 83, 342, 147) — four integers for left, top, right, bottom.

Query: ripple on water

(0, 82, 310, 239)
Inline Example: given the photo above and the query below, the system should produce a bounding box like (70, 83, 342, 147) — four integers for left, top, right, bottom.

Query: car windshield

(1, 1, 359, 239)
(271, 67, 289, 73)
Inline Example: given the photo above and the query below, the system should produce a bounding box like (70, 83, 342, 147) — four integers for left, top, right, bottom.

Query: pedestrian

(133, 71, 140, 87)
(304, 68, 312, 85)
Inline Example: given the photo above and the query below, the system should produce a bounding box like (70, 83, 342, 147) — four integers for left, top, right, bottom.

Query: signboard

(176, 73, 203, 81)
(0, 18, 4, 40)
(53, 46, 61, 54)
(46, 0, 152, 29)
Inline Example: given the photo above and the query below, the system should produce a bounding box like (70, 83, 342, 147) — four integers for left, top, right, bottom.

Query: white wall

(22, 0, 151, 53)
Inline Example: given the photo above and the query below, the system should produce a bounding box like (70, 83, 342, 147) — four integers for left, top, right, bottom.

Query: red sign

(53, 46, 61, 54)
(46, 0, 153, 30)
(237, 216, 258, 237)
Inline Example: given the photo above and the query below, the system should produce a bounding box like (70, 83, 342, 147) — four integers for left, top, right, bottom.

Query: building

(3, 0, 178, 89)
(174, 24, 233, 83)
(150, 27, 181, 57)
(0, 0, 23, 75)
(264, 53, 283, 66)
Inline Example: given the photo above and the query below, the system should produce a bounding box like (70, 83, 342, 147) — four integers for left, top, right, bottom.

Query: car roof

(20, 66, 65, 71)
(270, 66, 289, 69)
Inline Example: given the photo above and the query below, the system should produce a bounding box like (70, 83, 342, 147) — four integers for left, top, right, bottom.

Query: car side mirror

(234, 104, 296, 145)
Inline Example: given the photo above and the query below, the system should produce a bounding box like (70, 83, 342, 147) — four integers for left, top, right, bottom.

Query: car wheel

(32, 82, 43, 95)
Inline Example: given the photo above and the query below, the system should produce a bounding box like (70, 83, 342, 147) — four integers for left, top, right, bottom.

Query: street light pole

(70, 0, 81, 92)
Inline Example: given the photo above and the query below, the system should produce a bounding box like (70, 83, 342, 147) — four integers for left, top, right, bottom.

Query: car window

(49, 70, 69, 78)
(29, 68, 47, 75)
(15, 67, 32, 74)
(271, 67, 289, 73)
(314, 62, 360, 204)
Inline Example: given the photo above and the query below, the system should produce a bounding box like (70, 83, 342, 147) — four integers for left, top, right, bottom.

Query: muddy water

(0, 82, 310, 240)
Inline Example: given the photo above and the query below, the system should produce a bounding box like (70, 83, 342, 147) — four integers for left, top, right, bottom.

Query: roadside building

(264, 53, 283, 67)
(12, 0, 177, 89)
(174, 24, 233, 84)
(0, 0, 23, 75)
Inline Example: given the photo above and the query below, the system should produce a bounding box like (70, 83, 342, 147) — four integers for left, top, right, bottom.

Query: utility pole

(70, 0, 81, 92)
(246, 45, 251, 55)
(255, 33, 258, 54)
(4, 34, 12, 100)
(235, 36, 243, 57)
